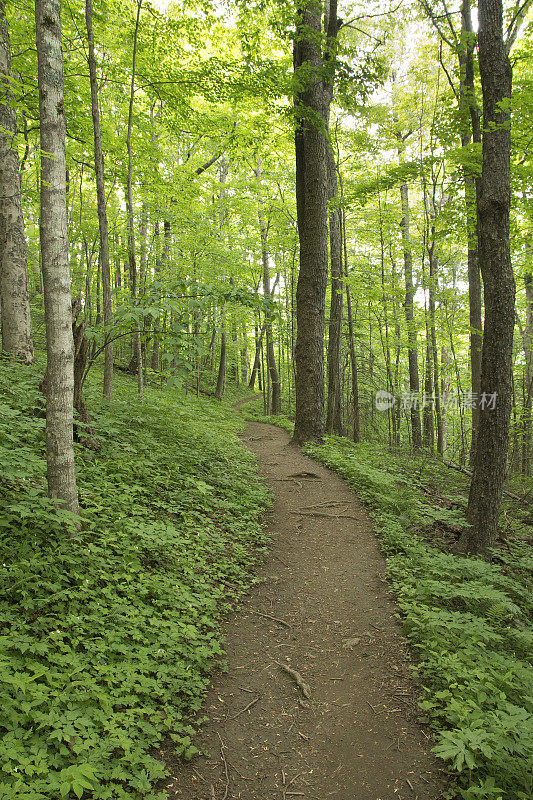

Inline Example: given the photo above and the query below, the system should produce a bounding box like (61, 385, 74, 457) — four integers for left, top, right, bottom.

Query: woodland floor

(161, 401, 451, 800)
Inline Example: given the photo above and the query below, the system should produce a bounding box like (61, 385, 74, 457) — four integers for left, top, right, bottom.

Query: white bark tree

(35, 0, 79, 516)
(0, 0, 33, 363)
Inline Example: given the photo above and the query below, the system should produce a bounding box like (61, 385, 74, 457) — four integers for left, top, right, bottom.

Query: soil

(162, 408, 450, 800)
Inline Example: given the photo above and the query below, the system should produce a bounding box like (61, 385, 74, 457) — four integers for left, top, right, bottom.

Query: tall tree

(459, 0, 483, 463)
(151, 219, 170, 371)
(521, 271, 533, 474)
(292, 0, 338, 445)
(35, 0, 79, 515)
(256, 161, 281, 414)
(421, 0, 483, 462)
(339, 173, 360, 443)
(325, 142, 343, 435)
(214, 307, 226, 400)
(464, 0, 514, 554)
(399, 178, 423, 449)
(0, 0, 33, 363)
(85, 0, 113, 400)
(214, 157, 228, 401)
(125, 0, 143, 401)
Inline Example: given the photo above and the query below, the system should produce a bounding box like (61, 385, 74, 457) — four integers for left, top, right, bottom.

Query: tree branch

(506, 0, 533, 53)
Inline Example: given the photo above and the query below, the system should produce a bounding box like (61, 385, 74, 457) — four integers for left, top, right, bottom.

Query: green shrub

(0, 357, 270, 800)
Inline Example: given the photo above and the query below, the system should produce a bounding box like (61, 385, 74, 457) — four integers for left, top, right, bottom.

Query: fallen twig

(217, 733, 229, 800)
(230, 697, 259, 719)
(283, 772, 305, 800)
(251, 610, 291, 628)
(276, 662, 312, 699)
(271, 477, 303, 487)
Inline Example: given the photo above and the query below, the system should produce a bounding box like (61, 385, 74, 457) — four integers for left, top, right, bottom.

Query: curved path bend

(163, 414, 449, 800)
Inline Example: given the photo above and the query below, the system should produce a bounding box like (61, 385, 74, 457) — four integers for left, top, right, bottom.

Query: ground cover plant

(0, 357, 270, 800)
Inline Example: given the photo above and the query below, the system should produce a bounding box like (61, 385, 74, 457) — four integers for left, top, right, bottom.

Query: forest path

(163, 408, 449, 800)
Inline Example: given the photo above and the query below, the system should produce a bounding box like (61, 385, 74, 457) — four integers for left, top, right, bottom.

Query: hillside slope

(0, 357, 269, 800)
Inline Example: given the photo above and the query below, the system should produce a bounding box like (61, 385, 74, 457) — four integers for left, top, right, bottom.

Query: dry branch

(230, 697, 259, 719)
(251, 610, 291, 628)
(276, 662, 312, 699)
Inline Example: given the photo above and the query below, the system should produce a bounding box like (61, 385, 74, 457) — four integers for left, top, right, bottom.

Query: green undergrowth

(0, 357, 270, 800)
(243, 408, 532, 800)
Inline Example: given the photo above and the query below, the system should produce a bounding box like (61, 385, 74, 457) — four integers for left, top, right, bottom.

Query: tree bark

(240, 322, 248, 383)
(35, 0, 79, 515)
(522, 272, 533, 474)
(459, 0, 483, 464)
(292, 0, 337, 445)
(151, 218, 170, 372)
(125, 0, 143, 400)
(341, 200, 360, 443)
(422, 0, 483, 461)
(400, 181, 422, 449)
(325, 143, 343, 435)
(249, 322, 261, 391)
(85, 0, 112, 399)
(0, 0, 33, 363)
(256, 162, 281, 414)
(214, 307, 226, 400)
(428, 244, 444, 454)
(465, 0, 514, 555)
(214, 158, 229, 401)
(425, 185, 444, 454)
(423, 338, 434, 450)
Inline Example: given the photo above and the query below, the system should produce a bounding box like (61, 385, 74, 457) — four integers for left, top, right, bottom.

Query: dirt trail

(163, 413, 449, 800)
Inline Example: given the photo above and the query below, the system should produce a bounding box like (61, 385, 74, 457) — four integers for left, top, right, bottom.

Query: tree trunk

(261, 250, 281, 413)
(326, 143, 343, 435)
(522, 272, 533, 474)
(125, 0, 143, 401)
(460, 0, 483, 464)
(249, 275, 280, 392)
(465, 0, 514, 555)
(35, 0, 79, 515)
(240, 323, 248, 384)
(72, 294, 94, 442)
(0, 0, 33, 363)
(85, 0, 112, 400)
(215, 308, 226, 400)
(423, 338, 434, 450)
(249, 322, 261, 390)
(292, 0, 337, 445)
(151, 219, 170, 372)
(391, 254, 402, 445)
(341, 203, 360, 443)
(256, 162, 281, 414)
(379, 203, 396, 447)
(426, 203, 444, 454)
(429, 250, 444, 455)
(441, 347, 450, 452)
(400, 182, 422, 449)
